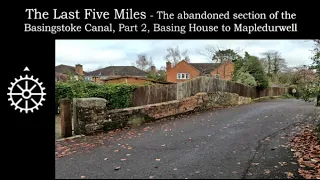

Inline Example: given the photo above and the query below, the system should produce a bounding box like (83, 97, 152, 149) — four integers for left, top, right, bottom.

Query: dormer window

(177, 73, 190, 80)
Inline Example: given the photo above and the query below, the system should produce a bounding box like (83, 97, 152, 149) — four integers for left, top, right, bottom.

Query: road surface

(55, 99, 317, 179)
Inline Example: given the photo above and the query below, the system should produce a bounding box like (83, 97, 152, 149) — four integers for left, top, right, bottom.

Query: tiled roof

(189, 63, 221, 75)
(86, 66, 147, 77)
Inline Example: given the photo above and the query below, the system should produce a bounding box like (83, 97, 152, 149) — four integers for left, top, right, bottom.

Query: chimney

(166, 61, 171, 71)
(75, 64, 83, 76)
(151, 66, 156, 73)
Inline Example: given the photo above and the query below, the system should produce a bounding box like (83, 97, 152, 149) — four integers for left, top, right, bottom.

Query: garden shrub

(234, 72, 257, 87)
(55, 80, 138, 110)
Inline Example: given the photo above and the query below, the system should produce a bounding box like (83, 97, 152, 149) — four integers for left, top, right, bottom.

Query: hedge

(55, 80, 138, 110)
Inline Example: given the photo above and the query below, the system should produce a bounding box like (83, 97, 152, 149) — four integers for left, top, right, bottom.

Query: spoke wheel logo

(7, 74, 46, 113)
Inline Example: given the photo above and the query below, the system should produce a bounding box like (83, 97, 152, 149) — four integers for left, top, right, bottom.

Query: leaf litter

(289, 125, 320, 179)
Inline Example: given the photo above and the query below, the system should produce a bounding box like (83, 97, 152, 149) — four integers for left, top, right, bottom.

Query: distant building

(55, 64, 86, 81)
(85, 66, 148, 83)
(99, 76, 175, 85)
(166, 60, 234, 83)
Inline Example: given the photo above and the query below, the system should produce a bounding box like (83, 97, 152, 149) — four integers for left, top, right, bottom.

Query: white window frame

(177, 73, 190, 80)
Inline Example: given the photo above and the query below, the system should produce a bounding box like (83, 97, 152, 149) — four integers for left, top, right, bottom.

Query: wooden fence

(131, 84, 177, 106)
(131, 76, 288, 107)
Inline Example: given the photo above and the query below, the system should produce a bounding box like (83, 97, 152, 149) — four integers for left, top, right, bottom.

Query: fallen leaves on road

(290, 126, 320, 179)
(56, 141, 98, 158)
(143, 127, 151, 132)
(285, 172, 294, 179)
(264, 169, 270, 174)
(278, 162, 287, 166)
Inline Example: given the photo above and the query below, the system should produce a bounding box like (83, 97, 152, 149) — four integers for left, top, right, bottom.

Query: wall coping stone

(76, 98, 107, 108)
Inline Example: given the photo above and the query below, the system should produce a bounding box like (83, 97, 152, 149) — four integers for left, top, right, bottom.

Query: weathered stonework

(74, 93, 252, 135)
(201, 92, 251, 109)
(76, 98, 107, 134)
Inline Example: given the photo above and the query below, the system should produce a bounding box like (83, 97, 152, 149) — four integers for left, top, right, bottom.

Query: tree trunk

(224, 64, 226, 78)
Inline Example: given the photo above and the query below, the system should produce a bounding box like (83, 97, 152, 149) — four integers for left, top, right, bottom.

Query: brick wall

(166, 61, 200, 83)
(167, 61, 235, 83)
(210, 62, 234, 80)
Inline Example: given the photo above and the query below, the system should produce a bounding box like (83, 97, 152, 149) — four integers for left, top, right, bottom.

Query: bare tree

(148, 57, 155, 70)
(311, 39, 320, 74)
(197, 45, 245, 63)
(164, 46, 190, 66)
(261, 50, 287, 75)
(133, 53, 153, 71)
(278, 65, 316, 86)
(260, 51, 274, 76)
(159, 66, 166, 71)
(197, 45, 244, 78)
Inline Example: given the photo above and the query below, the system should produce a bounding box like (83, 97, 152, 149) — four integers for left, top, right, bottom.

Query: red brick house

(166, 60, 234, 83)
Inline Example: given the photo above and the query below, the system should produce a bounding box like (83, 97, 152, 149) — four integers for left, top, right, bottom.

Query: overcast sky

(55, 40, 314, 72)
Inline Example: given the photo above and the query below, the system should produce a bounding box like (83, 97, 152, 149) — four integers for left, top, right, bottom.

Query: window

(177, 73, 190, 80)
